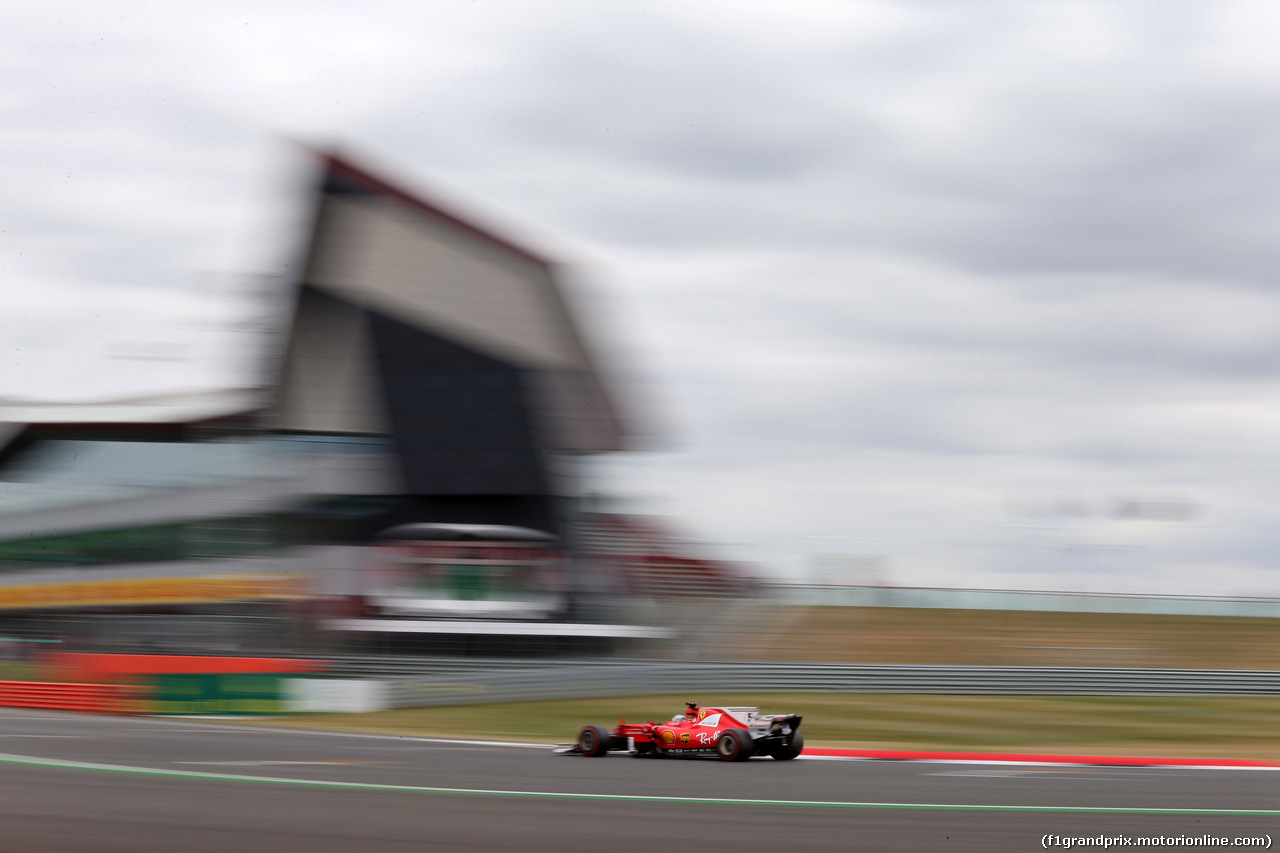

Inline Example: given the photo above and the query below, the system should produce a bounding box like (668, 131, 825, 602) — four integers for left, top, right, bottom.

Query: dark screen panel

(367, 309, 550, 497)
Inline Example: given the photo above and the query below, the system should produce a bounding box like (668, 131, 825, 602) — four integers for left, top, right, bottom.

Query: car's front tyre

(578, 725, 612, 757)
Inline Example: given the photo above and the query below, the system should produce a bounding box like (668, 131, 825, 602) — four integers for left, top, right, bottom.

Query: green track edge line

(0, 752, 1276, 816)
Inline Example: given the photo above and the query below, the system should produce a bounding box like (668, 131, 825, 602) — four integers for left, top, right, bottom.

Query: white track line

(1, 751, 1277, 816)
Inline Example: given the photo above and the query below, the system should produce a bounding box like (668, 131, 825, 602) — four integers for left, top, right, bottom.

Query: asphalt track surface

(0, 709, 1275, 852)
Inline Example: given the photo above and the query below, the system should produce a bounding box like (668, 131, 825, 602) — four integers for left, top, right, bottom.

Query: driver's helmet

(671, 715, 684, 723)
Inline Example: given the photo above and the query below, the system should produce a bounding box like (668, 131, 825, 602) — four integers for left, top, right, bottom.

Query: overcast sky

(2, 1, 1279, 595)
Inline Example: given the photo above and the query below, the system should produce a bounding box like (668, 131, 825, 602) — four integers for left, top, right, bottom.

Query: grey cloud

(487, 19, 860, 183)
(426, 8, 1280, 301)
(883, 93, 1280, 284)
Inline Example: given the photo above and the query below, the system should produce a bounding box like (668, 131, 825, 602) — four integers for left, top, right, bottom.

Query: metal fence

(319, 656, 1280, 707)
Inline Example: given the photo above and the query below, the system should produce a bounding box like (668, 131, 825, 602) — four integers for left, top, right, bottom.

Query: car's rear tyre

(578, 725, 612, 757)
(769, 729, 804, 760)
(715, 728, 754, 762)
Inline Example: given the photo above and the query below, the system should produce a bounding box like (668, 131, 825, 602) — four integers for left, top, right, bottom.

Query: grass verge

(0, 662, 39, 681)
(234, 693, 1280, 760)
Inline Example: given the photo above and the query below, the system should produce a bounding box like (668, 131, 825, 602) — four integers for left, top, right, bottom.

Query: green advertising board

(149, 673, 283, 715)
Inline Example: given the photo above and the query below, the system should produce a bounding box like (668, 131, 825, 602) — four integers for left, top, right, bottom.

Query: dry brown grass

(731, 606, 1280, 669)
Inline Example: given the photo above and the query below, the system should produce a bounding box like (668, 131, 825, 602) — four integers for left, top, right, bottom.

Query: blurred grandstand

(0, 149, 760, 658)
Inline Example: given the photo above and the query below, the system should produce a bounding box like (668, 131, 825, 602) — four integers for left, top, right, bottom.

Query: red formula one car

(556, 702, 804, 761)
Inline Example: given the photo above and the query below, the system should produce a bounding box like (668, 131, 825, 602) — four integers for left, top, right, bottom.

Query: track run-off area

(0, 708, 1276, 852)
